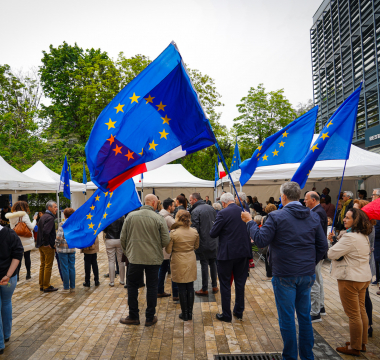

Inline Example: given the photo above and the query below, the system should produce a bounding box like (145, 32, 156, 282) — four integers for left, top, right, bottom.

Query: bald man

(304, 191, 328, 323)
(120, 194, 170, 327)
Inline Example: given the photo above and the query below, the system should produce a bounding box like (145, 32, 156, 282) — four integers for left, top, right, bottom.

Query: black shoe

(26, 273, 31, 280)
(103, 273, 109, 278)
(124, 284, 128, 289)
(320, 307, 326, 316)
(83, 282, 90, 287)
(40, 287, 43, 291)
(4, 338, 9, 343)
(0, 349, 3, 355)
(368, 326, 373, 338)
(216, 313, 231, 322)
(187, 291, 194, 321)
(43, 286, 58, 293)
(233, 312, 243, 320)
(311, 314, 322, 323)
(179, 290, 188, 321)
(95, 281, 100, 286)
(139, 283, 145, 288)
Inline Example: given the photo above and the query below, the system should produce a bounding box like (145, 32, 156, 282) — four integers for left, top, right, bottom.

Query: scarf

(340, 199, 352, 222)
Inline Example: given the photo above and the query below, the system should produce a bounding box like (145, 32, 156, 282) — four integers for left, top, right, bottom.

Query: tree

(0, 64, 45, 170)
(233, 84, 296, 150)
(295, 99, 314, 117)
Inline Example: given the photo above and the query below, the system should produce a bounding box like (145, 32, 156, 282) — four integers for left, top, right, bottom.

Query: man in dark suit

(304, 191, 328, 323)
(209, 192, 252, 322)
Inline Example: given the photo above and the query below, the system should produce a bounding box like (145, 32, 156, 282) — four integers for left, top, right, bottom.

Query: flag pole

(331, 159, 348, 233)
(215, 143, 245, 211)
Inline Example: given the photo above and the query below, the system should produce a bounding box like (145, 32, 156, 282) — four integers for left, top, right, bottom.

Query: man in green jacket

(120, 194, 170, 327)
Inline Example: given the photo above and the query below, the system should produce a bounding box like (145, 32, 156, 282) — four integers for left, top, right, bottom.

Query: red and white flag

(218, 157, 226, 178)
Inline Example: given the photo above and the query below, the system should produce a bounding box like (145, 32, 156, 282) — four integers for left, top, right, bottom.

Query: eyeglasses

(372, 194, 379, 197)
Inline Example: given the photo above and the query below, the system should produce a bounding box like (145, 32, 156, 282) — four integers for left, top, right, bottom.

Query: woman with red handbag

(6, 201, 37, 281)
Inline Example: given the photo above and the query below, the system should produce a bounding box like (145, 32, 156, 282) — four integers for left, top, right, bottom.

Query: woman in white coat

(6, 201, 37, 280)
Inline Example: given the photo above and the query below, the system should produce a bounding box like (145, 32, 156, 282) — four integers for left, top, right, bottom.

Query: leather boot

(178, 290, 188, 321)
(187, 290, 194, 320)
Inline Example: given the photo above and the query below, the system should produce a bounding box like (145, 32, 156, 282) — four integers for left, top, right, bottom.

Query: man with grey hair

(304, 191, 328, 323)
(241, 182, 327, 360)
(189, 192, 218, 296)
(210, 192, 251, 322)
(235, 192, 250, 212)
(336, 190, 354, 232)
(36, 200, 59, 292)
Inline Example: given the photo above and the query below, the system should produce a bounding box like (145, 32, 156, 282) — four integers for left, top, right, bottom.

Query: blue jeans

(272, 275, 316, 360)
(158, 260, 178, 297)
(58, 253, 76, 290)
(0, 275, 17, 350)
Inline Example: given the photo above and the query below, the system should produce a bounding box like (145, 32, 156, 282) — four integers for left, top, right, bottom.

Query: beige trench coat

(165, 222, 199, 283)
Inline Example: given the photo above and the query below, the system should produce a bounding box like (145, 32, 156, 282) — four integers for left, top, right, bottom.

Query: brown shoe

(212, 287, 219, 294)
(145, 316, 158, 327)
(336, 345, 360, 356)
(345, 342, 366, 352)
(377, 290, 380, 295)
(43, 286, 58, 293)
(173, 297, 179, 301)
(157, 292, 171, 298)
(195, 289, 208, 296)
(120, 316, 140, 325)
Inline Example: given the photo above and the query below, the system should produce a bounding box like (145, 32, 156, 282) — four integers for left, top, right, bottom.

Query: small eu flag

(59, 155, 71, 200)
(214, 162, 219, 188)
(230, 137, 241, 172)
(292, 85, 362, 188)
(86, 42, 216, 193)
(239, 106, 319, 186)
(62, 178, 141, 248)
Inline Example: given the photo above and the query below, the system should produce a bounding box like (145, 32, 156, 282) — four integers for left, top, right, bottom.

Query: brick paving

(3, 237, 380, 359)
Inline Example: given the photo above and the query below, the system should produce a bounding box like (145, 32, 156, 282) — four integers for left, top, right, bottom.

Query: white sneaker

(119, 281, 125, 285)
(109, 282, 114, 287)
(60, 289, 70, 293)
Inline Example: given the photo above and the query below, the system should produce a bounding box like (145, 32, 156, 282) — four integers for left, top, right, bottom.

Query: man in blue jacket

(210, 192, 252, 322)
(241, 182, 327, 360)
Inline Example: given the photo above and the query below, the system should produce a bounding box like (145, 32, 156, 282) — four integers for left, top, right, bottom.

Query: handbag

(14, 217, 32, 238)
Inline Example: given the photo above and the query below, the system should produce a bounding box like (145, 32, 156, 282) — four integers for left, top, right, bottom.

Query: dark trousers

(200, 258, 217, 291)
(264, 254, 272, 277)
(84, 253, 99, 282)
(217, 257, 249, 320)
(177, 282, 194, 292)
(158, 260, 178, 296)
(17, 250, 31, 276)
(365, 287, 372, 326)
(128, 263, 160, 321)
(376, 261, 380, 282)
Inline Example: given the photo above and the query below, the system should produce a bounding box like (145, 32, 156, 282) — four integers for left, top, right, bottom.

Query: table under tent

(217, 136, 380, 204)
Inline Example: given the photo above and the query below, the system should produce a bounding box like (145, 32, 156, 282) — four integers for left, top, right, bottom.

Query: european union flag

(62, 178, 141, 248)
(214, 162, 219, 188)
(59, 155, 71, 200)
(239, 106, 319, 186)
(292, 85, 362, 188)
(230, 137, 241, 172)
(86, 42, 216, 192)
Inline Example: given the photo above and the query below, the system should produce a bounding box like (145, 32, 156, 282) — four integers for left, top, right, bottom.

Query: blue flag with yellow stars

(239, 106, 319, 186)
(62, 178, 142, 249)
(86, 41, 216, 193)
(214, 162, 219, 188)
(292, 85, 362, 188)
(230, 137, 241, 172)
(69, 165, 72, 180)
(59, 155, 71, 200)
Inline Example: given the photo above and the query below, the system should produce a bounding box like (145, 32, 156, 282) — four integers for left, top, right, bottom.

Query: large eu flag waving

(292, 85, 362, 188)
(62, 179, 141, 249)
(239, 106, 318, 186)
(86, 42, 216, 192)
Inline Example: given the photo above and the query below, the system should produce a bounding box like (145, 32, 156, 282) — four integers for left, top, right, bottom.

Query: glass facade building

(311, 0, 380, 147)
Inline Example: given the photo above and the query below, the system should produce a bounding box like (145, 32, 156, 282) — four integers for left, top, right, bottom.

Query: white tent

(85, 164, 215, 201)
(218, 137, 380, 203)
(0, 156, 57, 193)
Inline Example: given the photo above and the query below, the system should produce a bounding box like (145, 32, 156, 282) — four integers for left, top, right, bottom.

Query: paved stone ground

(3, 237, 380, 359)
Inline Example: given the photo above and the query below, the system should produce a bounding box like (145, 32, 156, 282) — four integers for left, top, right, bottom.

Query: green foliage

(28, 193, 70, 216)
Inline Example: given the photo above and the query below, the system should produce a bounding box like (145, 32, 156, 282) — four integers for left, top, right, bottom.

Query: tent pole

(56, 191, 60, 223)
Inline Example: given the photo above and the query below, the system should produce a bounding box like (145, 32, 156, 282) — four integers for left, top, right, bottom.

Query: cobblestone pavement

(3, 237, 380, 359)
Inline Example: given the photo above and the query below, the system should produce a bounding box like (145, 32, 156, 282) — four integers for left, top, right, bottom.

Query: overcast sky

(0, 0, 323, 129)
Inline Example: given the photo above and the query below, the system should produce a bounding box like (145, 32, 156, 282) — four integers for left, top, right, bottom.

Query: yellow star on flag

(125, 150, 134, 161)
(321, 132, 329, 140)
(256, 153, 261, 158)
(110, 192, 113, 198)
(159, 129, 169, 139)
(257, 145, 262, 151)
(104, 192, 109, 197)
(98, 222, 101, 228)
(94, 230, 97, 235)
(86, 213, 93, 220)
(113, 144, 123, 156)
(103, 212, 108, 219)
(262, 154, 268, 161)
(311, 143, 319, 152)
(156, 102, 166, 112)
(278, 141, 285, 147)
(326, 121, 333, 128)
(107, 202, 112, 208)
(149, 140, 158, 150)
(272, 149, 279, 156)
(129, 93, 140, 104)
(139, 148, 144, 156)
(90, 205, 95, 210)
(161, 115, 171, 124)
(114, 103, 124, 113)
(95, 195, 100, 201)
(307, 170, 311, 176)
(105, 118, 116, 130)
(88, 222, 94, 229)
(144, 95, 155, 104)
(282, 131, 289, 138)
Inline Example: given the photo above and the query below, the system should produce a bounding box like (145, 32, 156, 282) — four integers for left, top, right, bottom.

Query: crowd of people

(0, 184, 379, 359)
